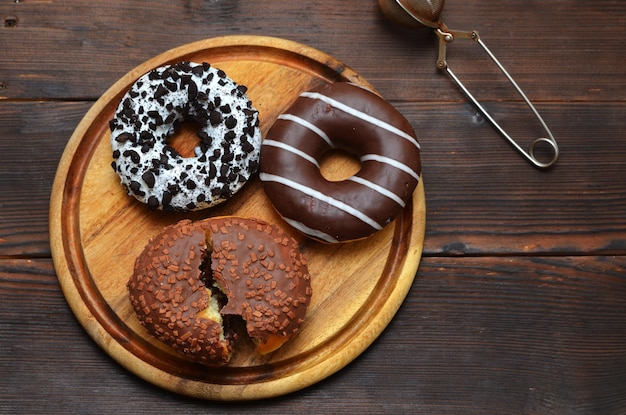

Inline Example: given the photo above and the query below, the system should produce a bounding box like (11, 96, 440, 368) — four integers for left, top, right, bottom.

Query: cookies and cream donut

(110, 61, 261, 211)
(127, 217, 312, 365)
(259, 82, 421, 243)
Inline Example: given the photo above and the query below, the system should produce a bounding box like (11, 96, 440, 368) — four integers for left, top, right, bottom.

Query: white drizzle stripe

(259, 173, 383, 231)
(281, 217, 339, 243)
(347, 176, 406, 207)
(361, 154, 421, 181)
(278, 114, 333, 147)
(262, 140, 320, 168)
(300, 91, 420, 150)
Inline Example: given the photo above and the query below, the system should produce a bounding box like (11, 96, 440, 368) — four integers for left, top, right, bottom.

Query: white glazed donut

(110, 61, 261, 211)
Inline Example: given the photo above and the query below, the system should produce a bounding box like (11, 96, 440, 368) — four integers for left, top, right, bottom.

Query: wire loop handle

(435, 27, 559, 169)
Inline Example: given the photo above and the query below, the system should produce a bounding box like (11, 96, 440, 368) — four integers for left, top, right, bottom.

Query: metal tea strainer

(379, 0, 559, 168)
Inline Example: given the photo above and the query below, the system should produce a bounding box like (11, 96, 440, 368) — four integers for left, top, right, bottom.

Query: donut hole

(319, 148, 362, 182)
(168, 118, 204, 158)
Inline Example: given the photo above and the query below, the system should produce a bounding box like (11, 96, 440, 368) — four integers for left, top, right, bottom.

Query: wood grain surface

(1, 0, 625, 413)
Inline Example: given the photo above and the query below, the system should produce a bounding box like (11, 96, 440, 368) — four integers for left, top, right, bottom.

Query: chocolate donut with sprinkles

(259, 82, 421, 243)
(127, 217, 312, 365)
(110, 61, 261, 211)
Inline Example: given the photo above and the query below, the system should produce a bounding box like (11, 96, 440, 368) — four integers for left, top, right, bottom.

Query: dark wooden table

(1, 0, 625, 413)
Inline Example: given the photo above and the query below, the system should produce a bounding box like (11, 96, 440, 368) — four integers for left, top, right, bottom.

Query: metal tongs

(379, 0, 559, 169)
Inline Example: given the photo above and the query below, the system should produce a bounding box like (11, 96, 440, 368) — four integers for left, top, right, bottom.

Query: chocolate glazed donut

(127, 217, 312, 365)
(260, 82, 421, 243)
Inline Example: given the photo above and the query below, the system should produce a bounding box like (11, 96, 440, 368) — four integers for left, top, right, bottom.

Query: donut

(127, 217, 312, 365)
(259, 82, 421, 243)
(109, 61, 262, 211)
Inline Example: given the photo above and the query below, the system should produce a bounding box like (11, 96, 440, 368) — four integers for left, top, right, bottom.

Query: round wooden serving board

(49, 35, 426, 401)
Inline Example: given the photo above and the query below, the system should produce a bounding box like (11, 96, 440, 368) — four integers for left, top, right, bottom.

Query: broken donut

(127, 217, 312, 365)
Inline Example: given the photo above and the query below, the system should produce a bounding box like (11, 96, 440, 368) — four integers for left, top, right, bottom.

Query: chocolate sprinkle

(115, 132, 133, 143)
(141, 170, 155, 188)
